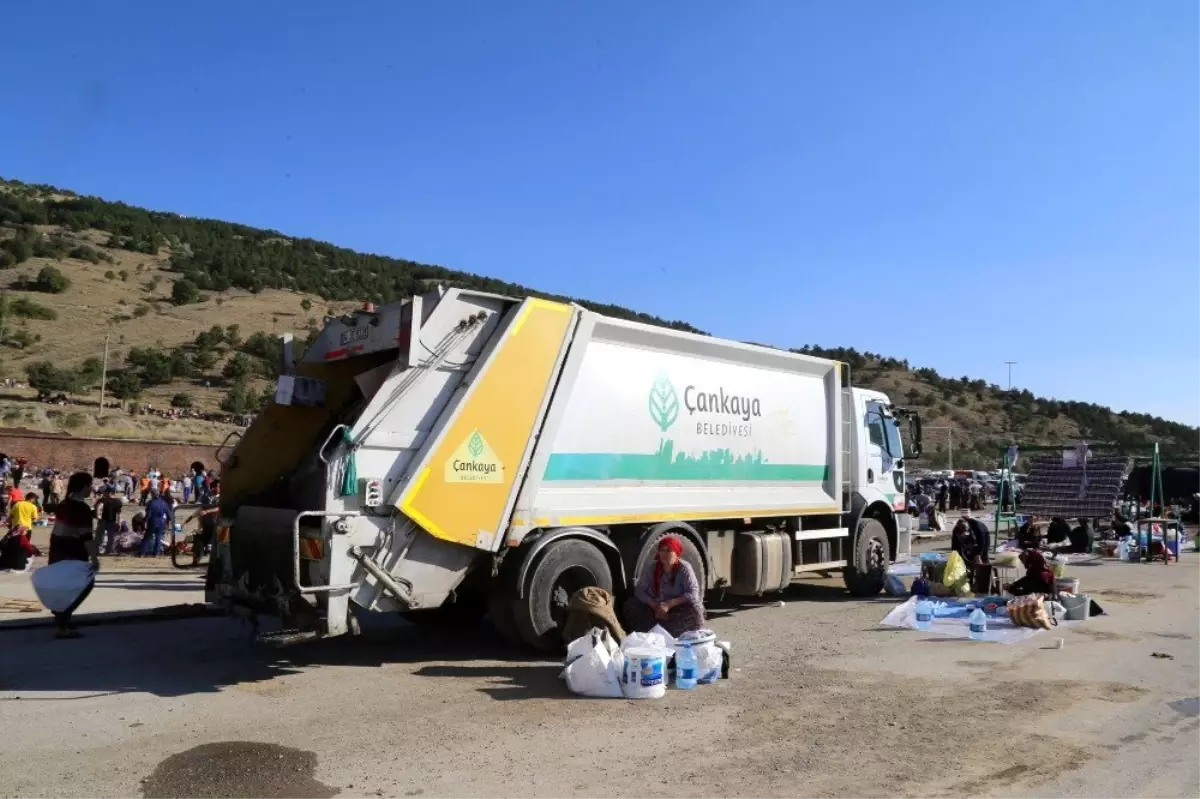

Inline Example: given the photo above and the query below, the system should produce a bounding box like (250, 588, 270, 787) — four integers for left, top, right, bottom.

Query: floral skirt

(622, 596, 706, 638)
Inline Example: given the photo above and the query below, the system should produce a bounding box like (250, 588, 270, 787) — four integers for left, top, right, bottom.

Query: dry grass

(0, 226, 361, 440)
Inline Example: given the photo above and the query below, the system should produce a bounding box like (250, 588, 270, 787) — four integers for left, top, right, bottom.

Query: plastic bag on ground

(647, 624, 676, 652)
(941, 551, 971, 596)
(622, 630, 671, 655)
(563, 631, 625, 698)
(31, 560, 94, 613)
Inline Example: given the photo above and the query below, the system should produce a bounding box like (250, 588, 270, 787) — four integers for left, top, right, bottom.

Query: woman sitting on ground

(1066, 519, 1093, 554)
(1007, 549, 1056, 596)
(622, 535, 705, 638)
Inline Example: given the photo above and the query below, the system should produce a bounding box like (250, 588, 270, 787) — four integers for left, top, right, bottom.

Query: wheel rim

(866, 538, 886, 574)
(549, 566, 597, 627)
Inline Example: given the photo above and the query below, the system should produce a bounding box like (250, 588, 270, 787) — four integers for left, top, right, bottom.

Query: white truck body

(209, 288, 919, 648)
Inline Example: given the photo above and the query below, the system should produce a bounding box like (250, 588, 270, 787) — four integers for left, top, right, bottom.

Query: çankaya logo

(444, 429, 503, 483)
(648, 373, 763, 433)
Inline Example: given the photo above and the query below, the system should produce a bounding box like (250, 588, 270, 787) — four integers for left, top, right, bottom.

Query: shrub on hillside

(25, 361, 80, 397)
(222, 353, 253, 382)
(170, 393, 193, 409)
(33, 265, 70, 293)
(171, 278, 200, 305)
(9, 296, 57, 320)
(106, 371, 143, 400)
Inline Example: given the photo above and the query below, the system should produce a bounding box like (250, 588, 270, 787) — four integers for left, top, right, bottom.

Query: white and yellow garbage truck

(208, 288, 921, 649)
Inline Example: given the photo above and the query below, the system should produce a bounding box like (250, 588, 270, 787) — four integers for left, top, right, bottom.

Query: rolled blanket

(563, 586, 626, 644)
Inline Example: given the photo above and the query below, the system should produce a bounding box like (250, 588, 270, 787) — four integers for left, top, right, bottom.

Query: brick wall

(0, 428, 220, 476)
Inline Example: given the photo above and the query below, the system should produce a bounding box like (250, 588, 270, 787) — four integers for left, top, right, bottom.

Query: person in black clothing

(951, 514, 992, 594)
(1111, 512, 1132, 539)
(937, 483, 949, 514)
(1067, 519, 1093, 554)
(1017, 515, 1042, 550)
(1046, 517, 1071, 545)
(183, 485, 220, 566)
(949, 482, 961, 510)
(94, 486, 124, 556)
(0, 527, 36, 571)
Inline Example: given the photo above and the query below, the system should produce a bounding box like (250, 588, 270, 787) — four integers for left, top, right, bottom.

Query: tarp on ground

(880, 596, 1078, 644)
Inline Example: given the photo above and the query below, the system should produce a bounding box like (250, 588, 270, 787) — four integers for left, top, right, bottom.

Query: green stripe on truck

(543, 440, 829, 482)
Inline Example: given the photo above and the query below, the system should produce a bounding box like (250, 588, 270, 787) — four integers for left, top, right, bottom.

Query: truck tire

(844, 517, 889, 596)
(630, 528, 706, 597)
(514, 538, 613, 652)
(487, 590, 521, 646)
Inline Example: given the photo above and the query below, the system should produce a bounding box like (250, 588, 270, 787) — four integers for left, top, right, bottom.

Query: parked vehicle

(208, 288, 922, 649)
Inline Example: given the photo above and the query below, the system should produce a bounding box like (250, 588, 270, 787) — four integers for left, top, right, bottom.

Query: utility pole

(1004, 360, 1017, 391)
(98, 334, 110, 417)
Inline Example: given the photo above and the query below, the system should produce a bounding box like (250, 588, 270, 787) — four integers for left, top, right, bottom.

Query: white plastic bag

(563, 631, 624, 698)
(31, 560, 94, 613)
(622, 631, 671, 654)
(648, 624, 676, 652)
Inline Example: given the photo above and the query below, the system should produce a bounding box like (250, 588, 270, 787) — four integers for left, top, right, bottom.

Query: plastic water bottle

(1117, 538, 1129, 561)
(968, 608, 987, 641)
(675, 644, 697, 689)
(914, 598, 933, 631)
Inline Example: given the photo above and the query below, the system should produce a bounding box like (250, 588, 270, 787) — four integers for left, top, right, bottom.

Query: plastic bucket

(1055, 577, 1080, 595)
(677, 629, 720, 685)
(1060, 593, 1090, 621)
(621, 647, 667, 699)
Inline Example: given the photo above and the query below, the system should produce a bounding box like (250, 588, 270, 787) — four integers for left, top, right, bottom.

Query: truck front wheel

(514, 538, 613, 652)
(844, 517, 889, 596)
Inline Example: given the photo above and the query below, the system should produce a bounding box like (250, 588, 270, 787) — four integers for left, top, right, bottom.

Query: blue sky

(3, 2, 1197, 424)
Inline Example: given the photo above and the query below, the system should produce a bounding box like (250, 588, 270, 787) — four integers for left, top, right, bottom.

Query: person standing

(139, 491, 173, 557)
(47, 472, 99, 639)
(8, 491, 40, 536)
(937, 482, 949, 514)
(181, 476, 192, 504)
(94, 486, 124, 556)
(183, 483, 220, 565)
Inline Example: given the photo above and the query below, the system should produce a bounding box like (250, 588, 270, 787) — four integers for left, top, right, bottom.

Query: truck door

(865, 400, 907, 511)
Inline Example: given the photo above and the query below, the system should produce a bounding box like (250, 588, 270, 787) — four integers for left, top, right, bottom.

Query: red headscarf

(651, 536, 684, 599)
(1020, 549, 1055, 589)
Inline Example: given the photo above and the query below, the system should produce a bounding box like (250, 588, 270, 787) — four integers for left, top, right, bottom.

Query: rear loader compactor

(208, 288, 920, 650)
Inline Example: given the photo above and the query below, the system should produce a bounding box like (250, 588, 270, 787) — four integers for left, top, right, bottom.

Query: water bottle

(914, 598, 933, 631)
(1117, 538, 1129, 561)
(675, 643, 697, 689)
(968, 608, 987, 641)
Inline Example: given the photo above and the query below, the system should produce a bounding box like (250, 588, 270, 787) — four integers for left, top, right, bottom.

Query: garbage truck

(207, 287, 922, 650)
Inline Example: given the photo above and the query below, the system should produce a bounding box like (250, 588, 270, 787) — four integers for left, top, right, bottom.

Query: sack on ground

(31, 560, 94, 613)
(1007, 594, 1052, 629)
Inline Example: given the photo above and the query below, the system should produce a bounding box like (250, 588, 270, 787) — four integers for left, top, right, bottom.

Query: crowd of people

(0, 453, 221, 572)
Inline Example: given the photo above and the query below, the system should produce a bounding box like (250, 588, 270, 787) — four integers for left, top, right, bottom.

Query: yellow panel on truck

(397, 298, 574, 549)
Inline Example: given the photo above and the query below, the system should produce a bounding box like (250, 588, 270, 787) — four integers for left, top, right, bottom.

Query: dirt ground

(0, 545, 1196, 798)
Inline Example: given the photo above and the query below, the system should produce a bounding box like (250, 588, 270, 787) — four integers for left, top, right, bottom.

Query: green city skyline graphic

(543, 438, 828, 482)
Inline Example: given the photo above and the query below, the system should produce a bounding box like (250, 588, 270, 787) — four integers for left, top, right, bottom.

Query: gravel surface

(1, 545, 1196, 798)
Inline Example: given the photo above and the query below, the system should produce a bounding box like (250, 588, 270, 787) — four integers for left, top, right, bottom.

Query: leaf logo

(648, 374, 680, 432)
(468, 430, 484, 458)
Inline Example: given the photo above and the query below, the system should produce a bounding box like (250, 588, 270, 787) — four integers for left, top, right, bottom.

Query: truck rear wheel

(514, 538, 613, 652)
(844, 517, 889, 596)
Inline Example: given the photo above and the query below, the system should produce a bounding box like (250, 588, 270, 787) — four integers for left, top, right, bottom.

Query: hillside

(0, 176, 1195, 464)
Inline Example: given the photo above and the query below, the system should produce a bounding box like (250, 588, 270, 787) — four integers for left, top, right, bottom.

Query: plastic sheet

(880, 596, 1079, 644)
